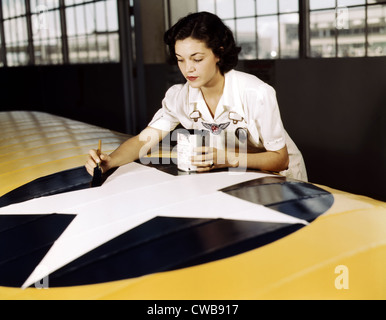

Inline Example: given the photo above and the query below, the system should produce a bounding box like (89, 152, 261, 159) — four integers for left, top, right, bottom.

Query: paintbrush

(90, 139, 103, 187)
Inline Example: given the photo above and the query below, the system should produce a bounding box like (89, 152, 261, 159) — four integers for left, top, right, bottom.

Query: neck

(200, 69, 225, 99)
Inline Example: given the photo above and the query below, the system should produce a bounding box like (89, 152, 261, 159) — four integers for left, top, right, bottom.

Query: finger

(193, 146, 212, 154)
(86, 156, 97, 168)
(192, 159, 214, 168)
(191, 154, 212, 162)
(196, 164, 213, 172)
(89, 149, 102, 164)
(85, 162, 95, 176)
(99, 153, 110, 162)
(191, 154, 213, 165)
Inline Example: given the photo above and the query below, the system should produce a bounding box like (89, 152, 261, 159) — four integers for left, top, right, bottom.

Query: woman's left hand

(191, 147, 239, 172)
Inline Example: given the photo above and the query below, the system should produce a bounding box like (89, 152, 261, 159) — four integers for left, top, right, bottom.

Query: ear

(216, 47, 224, 63)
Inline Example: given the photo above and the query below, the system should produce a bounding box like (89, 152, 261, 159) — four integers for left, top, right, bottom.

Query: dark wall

(1, 57, 385, 201)
(273, 57, 386, 201)
(0, 63, 127, 133)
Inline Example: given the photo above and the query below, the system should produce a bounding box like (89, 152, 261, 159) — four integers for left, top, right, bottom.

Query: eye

(194, 59, 203, 63)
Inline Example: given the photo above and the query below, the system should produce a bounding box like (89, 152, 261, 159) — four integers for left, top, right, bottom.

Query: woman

(86, 12, 307, 181)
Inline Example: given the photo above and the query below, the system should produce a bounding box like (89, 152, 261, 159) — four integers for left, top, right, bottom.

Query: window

(31, 0, 63, 65)
(197, 0, 386, 59)
(0, 14, 4, 67)
(367, 2, 386, 56)
(65, 0, 119, 63)
(0, 0, 120, 66)
(197, 0, 300, 59)
(309, 0, 386, 57)
(2, 0, 29, 66)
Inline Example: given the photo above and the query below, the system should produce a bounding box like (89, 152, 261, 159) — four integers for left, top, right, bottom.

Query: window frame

(308, 0, 386, 57)
(0, 0, 121, 66)
(196, 0, 386, 60)
(0, 0, 385, 67)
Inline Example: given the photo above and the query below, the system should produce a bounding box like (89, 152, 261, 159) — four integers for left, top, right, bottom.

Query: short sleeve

(245, 84, 286, 151)
(148, 85, 183, 132)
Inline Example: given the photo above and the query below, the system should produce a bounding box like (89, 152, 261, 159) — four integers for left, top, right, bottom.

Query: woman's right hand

(85, 149, 112, 176)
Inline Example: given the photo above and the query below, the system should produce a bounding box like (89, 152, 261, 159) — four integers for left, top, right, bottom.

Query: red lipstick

(187, 76, 198, 82)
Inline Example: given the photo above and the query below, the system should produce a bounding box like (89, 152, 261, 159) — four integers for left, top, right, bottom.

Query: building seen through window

(31, 0, 62, 64)
(0, 0, 120, 66)
(310, 0, 386, 57)
(65, 0, 119, 63)
(2, 0, 29, 66)
(0, 0, 385, 67)
(198, 0, 386, 59)
(197, 0, 300, 59)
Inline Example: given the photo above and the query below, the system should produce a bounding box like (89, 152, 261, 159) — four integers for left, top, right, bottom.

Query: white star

(0, 162, 308, 288)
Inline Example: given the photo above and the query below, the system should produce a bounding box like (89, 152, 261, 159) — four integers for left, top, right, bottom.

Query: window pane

(52, 10, 62, 38)
(97, 34, 108, 61)
(14, 0, 26, 17)
(68, 36, 79, 62)
(2, 0, 10, 19)
(258, 15, 279, 59)
(279, 0, 298, 13)
(84, 3, 96, 35)
(338, 0, 365, 7)
(309, 0, 335, 10)
(0, 33, 2, 67)
(337, 7, 366, 57)
(66, 7, 77, 36)
(3, 20, 14, 44)
(34, 39, 43, 64)
(236, 0, 256, 17)
(34, 33, 63, 65)
(75, 5, 86, 35)
(310, 10, 336, 57)
(76, 35, 88, 63)
(50, 38, 63, 64)
(20, 43, 29, 64)
(197, 0, 215, 13)
(367, 4, 386, 56)
(87, 34, 98, 62)
(223, 19, 235, 34)
(280, 13, 299, 58)
(257, 0, 278, 15)
(216, 0, 235, 19)
(30, 0, 59, 12)
(32, 9, 49, 38)
(108, 33, 120, 62)
(63, 0, 119, 64)
(16, 17, 28, 42)
(8, 41, 28, 66)
(237, 18, 256, 59)
(33, 10, 61, 39)
(35, 39, 49, 64)
(96, 1, 107, 31)
(106, 0, 119, 31)
(6, 52, 15, 66)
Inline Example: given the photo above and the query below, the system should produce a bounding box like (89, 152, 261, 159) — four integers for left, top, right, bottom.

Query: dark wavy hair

(164, 12, 241, 75)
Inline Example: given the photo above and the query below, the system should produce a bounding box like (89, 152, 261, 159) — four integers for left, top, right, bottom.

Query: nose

(186, 61, 195, 73)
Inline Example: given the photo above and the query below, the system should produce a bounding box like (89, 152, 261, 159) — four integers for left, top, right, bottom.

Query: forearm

(108, 127, 167, 169)
(193, 145, 289, 173)
(232, 146, 289, 173)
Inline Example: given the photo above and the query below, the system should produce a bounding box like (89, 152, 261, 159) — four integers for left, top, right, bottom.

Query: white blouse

(149, 69, 308, 181)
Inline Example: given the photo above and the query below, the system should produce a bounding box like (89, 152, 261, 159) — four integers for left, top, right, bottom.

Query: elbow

(274, 147, 289, 172)
(282, 154, 290, 171)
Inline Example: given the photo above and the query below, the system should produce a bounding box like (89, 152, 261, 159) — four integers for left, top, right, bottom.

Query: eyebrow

(175, 52, 205, 57)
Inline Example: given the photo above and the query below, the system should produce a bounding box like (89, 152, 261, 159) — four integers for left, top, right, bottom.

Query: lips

(187, 76, 198, 82)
